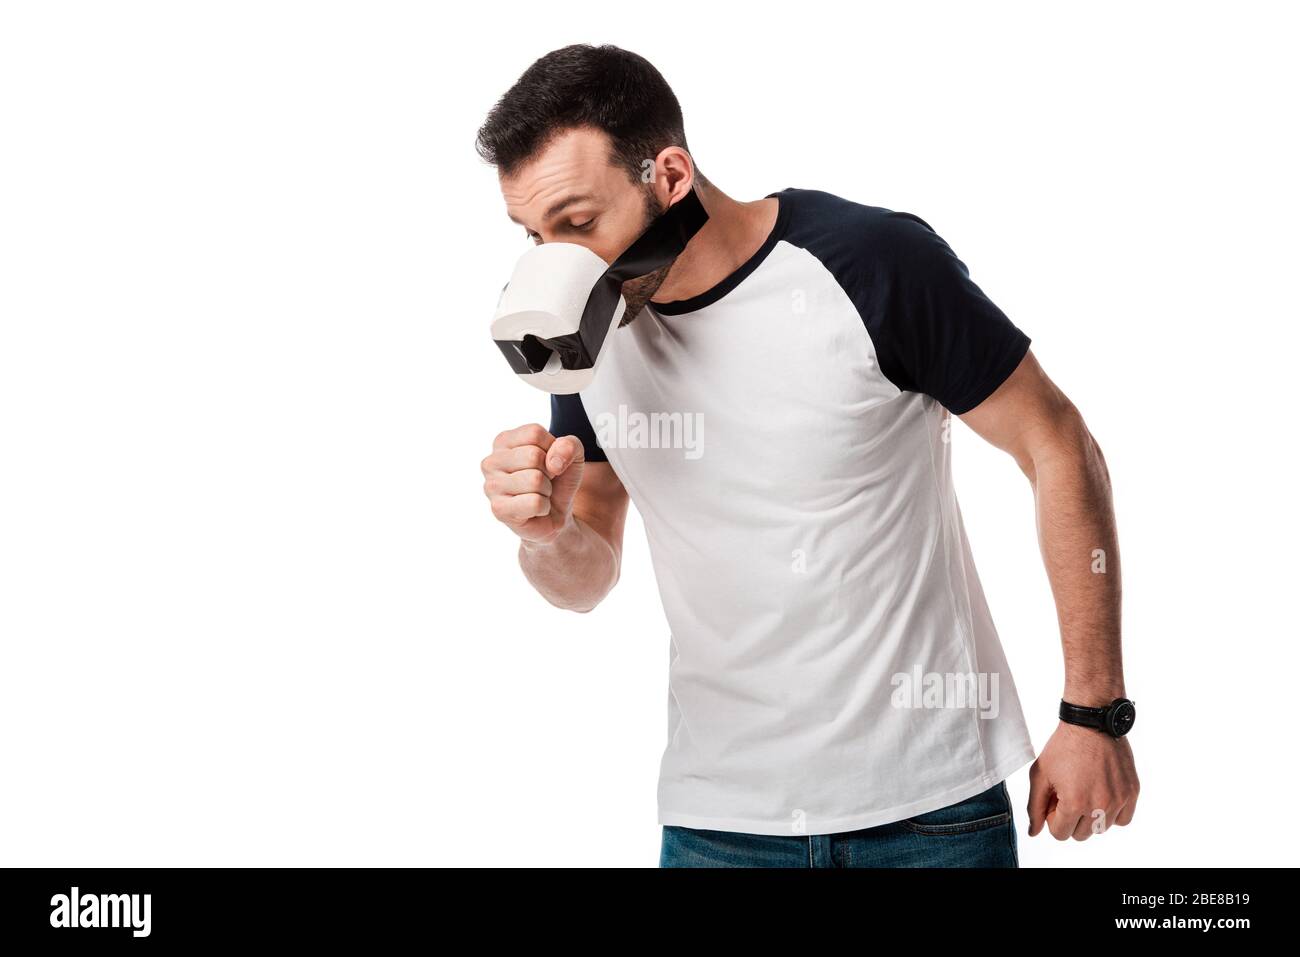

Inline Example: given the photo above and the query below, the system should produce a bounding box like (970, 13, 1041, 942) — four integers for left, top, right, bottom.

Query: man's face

(500, 126, 671, 325)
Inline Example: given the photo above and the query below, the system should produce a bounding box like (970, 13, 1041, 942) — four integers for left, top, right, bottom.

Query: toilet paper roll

(490, 241, 613, 342)
(490, 242, 627, 393)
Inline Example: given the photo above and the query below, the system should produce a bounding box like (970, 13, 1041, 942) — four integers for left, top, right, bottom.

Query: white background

(2, 1, 1296, 867)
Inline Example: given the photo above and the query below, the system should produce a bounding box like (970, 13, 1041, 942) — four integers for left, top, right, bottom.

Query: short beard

(617, 189, 676, 328)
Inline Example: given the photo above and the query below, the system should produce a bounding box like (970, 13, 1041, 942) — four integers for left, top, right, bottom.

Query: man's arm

(481, 424, 629, 613)
(960, 349, 1140, 841)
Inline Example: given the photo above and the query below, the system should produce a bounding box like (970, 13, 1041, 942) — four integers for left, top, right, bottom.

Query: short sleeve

(549, 393, 608, 462)
(870, 212, 1030, 414)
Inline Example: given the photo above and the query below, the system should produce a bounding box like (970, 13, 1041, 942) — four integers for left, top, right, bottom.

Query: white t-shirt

(550, 187, 1037, 836)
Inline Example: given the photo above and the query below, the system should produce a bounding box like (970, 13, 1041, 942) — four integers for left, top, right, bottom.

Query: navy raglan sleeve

(868, 212, 1030, 414)
(548, 393, 608, 462)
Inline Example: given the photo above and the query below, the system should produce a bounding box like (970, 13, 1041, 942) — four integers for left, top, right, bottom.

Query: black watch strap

(1059, 697, 1136, 737)
(1060, 700, 1107, 728)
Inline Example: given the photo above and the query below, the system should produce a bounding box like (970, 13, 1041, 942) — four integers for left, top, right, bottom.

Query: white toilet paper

(491, 242, 627, 393)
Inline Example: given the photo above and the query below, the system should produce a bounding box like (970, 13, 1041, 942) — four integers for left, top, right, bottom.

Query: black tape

(495, 188, 709, 375)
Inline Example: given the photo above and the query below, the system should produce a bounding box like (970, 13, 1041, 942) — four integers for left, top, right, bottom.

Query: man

(477, 44, 1139, 867)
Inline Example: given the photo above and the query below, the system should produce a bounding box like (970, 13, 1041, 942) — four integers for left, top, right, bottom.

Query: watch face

(1107, 699, 1136, 737)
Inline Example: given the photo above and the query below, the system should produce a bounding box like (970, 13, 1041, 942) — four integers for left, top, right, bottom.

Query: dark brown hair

(475, 44, 690, 182)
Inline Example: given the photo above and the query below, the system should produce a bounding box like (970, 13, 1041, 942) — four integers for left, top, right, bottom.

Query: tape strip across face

(492, 188, 709, 387)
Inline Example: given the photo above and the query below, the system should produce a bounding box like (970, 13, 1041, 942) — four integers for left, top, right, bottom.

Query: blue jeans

(659, 780, 1018, 867)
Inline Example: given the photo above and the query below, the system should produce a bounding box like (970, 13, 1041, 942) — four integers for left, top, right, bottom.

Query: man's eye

(571, 219, 596, 232)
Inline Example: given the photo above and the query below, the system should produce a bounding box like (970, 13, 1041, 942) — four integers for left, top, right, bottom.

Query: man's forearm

(1026, 414, 1124, 706)
(519, 516, 619, 613)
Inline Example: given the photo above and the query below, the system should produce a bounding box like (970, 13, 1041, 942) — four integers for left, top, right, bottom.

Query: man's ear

(651, 146, 695, 204)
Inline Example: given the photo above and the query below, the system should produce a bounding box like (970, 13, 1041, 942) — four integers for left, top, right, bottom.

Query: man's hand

(481, 422, 626, 612)
(1027, 723, 1140, 840)
(481, 423, 585, 545)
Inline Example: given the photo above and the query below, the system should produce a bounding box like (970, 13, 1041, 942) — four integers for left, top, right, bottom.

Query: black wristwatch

(1059, 697, 1136, 738)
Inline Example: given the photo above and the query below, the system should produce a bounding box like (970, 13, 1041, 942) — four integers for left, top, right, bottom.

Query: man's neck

(651, 181, 779, 305)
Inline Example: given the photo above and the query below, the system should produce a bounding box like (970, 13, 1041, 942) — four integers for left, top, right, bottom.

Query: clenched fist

(481, 424, 586, 545)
